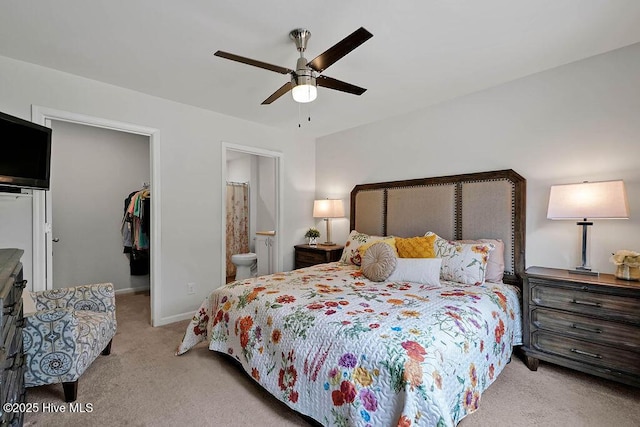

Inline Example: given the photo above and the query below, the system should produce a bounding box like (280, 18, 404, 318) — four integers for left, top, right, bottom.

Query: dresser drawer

(296, 250, 325, 265)
(530, 281, 640, 323)
(294, 245, 344, 269)
(532, 331, 640, 377)
(0, 299, 22, 363)
(0, 248, 25, 424)
(531, 307, 640, 352)
(0, 262, 24, 330)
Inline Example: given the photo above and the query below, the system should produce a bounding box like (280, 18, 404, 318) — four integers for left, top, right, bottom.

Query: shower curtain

(226, 182, 249, 279)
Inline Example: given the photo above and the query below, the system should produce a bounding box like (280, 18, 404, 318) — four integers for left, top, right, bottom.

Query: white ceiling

(2, 1, 640, 138)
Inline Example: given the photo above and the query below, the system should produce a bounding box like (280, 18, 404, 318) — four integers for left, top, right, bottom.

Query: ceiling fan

(214, 27, 373, 105)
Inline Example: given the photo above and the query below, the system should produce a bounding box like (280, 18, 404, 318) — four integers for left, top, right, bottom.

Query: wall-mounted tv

(0, 111, 52, 191)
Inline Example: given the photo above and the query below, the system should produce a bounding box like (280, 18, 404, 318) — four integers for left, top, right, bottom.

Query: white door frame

(221, 142, 283, 285)
(31, 106, 162, 326)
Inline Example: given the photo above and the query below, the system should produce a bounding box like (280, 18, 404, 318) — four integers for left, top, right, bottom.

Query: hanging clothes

(122, 187, 150, 275)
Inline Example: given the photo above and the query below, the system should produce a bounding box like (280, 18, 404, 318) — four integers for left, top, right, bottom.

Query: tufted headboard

(350, 169, 526, 286)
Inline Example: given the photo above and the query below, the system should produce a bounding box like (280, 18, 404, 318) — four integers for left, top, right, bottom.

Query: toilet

(231, 253, 257, 280)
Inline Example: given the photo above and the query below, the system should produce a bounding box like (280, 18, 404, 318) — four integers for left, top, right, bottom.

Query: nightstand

(523, 266, 640, 387)
(294, 244, 344, 269)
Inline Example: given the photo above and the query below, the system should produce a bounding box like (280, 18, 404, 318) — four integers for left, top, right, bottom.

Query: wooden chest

(523, 266, 640, 387)
(0, 248, 26, 426)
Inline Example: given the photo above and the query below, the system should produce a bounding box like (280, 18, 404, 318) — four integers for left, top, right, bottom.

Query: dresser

(523, 266, 640, 387)
(294, 244, 344, 269)
(0, 249, 26, 426)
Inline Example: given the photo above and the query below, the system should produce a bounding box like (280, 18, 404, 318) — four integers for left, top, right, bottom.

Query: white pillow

(386, 258, 442, 286)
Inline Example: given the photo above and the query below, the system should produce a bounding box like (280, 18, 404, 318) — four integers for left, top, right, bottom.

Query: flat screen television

(0, 111, 52, 191)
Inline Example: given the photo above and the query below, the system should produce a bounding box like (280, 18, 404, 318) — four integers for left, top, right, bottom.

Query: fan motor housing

(293, 57, 316, 87)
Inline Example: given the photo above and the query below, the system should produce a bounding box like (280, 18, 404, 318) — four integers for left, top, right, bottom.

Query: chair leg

(101, 339, 113, 356)
(63, 380, 78, 402)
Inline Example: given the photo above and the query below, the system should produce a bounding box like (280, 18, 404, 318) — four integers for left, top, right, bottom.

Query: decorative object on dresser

(610, 250, 640, 281)
(547, 180, 630, 276)
(22, 283, 117, 402)
(0, 248, 27, 427)
(523, 266, 640, 387)
(312, 199, 344, 245)
(294, 244, 343, 269)
(303, 227, 320, 246)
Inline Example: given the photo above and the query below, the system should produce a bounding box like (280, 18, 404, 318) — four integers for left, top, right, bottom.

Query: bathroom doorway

(222, 143, 282, 284)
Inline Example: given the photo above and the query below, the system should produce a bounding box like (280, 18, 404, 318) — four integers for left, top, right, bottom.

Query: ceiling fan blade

(214, 51, 293, 74)
(262, 82, 293, 104)
(317, 75, 366, 96)
(307, 27, 373, 73)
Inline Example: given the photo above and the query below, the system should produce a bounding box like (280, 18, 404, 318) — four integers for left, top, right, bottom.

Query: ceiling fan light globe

(292, 83, 317, 103)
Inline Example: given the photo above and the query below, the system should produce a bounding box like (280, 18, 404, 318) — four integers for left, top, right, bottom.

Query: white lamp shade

(313, 199, 344, 218)
(547, 180, 630, 220)
(292, 84, 317, 103)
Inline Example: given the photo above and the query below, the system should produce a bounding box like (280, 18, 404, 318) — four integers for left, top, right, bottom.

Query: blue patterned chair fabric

(23, 283, 117, 402)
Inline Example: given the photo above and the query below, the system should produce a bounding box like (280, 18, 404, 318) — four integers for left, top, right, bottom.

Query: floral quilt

(177, 262, 522, 427)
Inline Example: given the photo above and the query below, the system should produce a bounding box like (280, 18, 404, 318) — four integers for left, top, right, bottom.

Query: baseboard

(115, 286, 150, 295)
(112, 287, 192, 327)
(154, 311, 194, 326)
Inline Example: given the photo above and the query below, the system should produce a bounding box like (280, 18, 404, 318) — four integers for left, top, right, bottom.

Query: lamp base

(569, 267, 599, 277)
(322, 241, 335, 246)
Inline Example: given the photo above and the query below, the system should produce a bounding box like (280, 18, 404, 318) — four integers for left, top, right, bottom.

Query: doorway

(31, 106, 162, 326)
(49, 120, 150, 292)
(222, 143, 282, 285)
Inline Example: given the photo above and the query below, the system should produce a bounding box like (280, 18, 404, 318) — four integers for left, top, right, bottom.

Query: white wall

(0, 195, 32, 285)
(257, 156, 276, 233)
(316, 42, 640, 275)
(0, 54, 315, 325)
(50, 120, 149, 292)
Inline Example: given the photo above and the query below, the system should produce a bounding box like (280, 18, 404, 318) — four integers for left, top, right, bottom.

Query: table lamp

(547, 180, 629, 275)
(313, 199, 344, 245)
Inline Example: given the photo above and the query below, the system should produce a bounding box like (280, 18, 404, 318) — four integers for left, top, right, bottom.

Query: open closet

(49, 120, 151, 293)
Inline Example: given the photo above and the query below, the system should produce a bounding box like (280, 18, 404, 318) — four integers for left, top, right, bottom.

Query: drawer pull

(570, 323, 602, 334)
(14, 279, 27, 289)
(571, 299, 602, 308)
(570, 348, 602, 359)
(3, 302, 16, 315)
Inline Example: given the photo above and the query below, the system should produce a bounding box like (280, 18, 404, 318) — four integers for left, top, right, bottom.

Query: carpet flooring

(23, 292, 640, 426)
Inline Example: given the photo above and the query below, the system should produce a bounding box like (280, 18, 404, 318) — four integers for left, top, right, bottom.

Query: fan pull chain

(296, 103, 312, 128)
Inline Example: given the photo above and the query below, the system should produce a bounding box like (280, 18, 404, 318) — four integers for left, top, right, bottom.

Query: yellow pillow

(395, 235, 436, 258)
(358, 237, 397, 257)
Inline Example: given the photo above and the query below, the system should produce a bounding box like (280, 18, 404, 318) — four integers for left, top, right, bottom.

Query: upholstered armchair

(22, 283, 117, 402)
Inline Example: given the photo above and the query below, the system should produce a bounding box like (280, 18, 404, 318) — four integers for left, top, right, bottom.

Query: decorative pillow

(395, 235, 436, 258)
(386, 258, 442, 286)
(358, 237, 397, 257)
(425, 232, 494, 285)
(340, 230, 386, 266)
(457, 238, 505, 283)
(361, 242, 398, 282)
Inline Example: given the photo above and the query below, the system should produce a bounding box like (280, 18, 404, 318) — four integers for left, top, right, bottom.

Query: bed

(177, 169, 526, 426)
